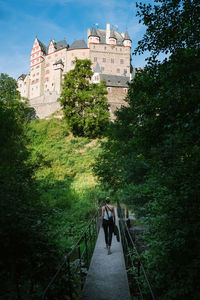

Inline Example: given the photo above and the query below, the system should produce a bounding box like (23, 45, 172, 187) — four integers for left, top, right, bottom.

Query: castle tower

(109, 28, 117, 46)
(123, 30, 132, 48)
(93, 62, 101, 83)
(88, 25, 100, 44)
(53, 59, 64, 94)
(30, 37, 46, 99)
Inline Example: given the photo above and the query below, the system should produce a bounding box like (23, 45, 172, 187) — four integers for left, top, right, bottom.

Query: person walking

(102, 197, 115, 255)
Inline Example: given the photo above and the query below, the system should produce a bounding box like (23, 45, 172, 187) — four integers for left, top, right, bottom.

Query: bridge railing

(42, 209, 101, 300)
(117, 201, 155, 300)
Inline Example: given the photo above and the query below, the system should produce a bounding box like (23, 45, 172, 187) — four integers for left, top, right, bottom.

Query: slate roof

(18, 74, 27, 80)
(90, 25, 99, 37)
(124, 30, 131, 41)
(69, 40, 88, 50)
(38, 39, 47, 54)
(94, 62, 101, 73)
(55, 40, 68, 50)
(100, 74, 130, 87)
(95, 28, 125, 45)
(53, 59, 64, 66)
(110, 28, 116, 39)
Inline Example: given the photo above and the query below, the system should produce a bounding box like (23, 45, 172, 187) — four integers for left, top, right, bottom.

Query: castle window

(111, 58, 114, 63)
(117, 68, 120, 73)
(36, 66, 39, 69)
(118, 81, 120, 83)
(120, 59, 124, 64)
(107, 87, 111, 92)
(104, 46, 107, 50)
(101, 67, 104, 72)
(102, 58, 106, 63)
(120, 48, 122, 52)
(94, 57, 97, 62)
(124, 88, 127, 93)
(45, 63, 49, 68)
(93, 45, 95, 49)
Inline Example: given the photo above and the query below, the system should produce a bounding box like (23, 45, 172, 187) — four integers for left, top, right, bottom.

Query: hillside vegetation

(27, 117, 105, 249)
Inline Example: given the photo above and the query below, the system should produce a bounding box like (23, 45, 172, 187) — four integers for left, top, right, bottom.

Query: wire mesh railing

(117, 201, 155, 300)
(42, 209, 101, 300)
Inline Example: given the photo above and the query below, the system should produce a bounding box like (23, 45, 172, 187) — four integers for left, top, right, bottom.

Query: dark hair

(105, 197, 110, 204)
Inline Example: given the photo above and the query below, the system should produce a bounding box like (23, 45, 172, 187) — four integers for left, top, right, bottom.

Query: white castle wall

(30, 91, 61, 118)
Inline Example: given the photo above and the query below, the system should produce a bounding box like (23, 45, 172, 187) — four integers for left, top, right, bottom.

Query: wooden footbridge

(42, 203, 155, 300)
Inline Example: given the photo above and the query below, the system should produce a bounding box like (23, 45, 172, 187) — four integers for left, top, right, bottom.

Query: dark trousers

(103, 219, 114, 246)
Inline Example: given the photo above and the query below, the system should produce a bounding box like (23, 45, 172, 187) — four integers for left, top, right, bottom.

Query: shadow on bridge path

(81, 208, 131, 300)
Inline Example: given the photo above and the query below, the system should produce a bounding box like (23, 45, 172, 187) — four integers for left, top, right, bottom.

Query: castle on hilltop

(18, 24, 135, 119)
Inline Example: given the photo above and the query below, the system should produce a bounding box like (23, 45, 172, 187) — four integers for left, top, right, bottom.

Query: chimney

(106, 23, 110, 44)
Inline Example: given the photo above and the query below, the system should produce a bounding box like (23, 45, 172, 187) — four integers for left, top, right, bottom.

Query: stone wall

(28, 86, 128, 119)
(107, 86, 128, 119)
(89, 43, 130, 77)
(29, 91, 61, 118)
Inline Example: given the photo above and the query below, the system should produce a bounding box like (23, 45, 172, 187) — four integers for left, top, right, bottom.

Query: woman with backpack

(101, 197, 115, 255)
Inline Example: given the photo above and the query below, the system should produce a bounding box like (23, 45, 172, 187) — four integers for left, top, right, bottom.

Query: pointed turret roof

(94, 62, 101, 73)
(90, 25, 99, 37)
(110, 28, 116, 39)
(124, 30, 131, 41)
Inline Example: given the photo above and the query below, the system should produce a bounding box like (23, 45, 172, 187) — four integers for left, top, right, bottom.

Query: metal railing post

(67, 257, 73, 300)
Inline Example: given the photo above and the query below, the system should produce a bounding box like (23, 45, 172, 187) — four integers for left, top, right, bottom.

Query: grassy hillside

(27, 118, 106, 252)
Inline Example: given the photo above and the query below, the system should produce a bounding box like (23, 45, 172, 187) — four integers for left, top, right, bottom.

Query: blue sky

(0, 0, 152, 79)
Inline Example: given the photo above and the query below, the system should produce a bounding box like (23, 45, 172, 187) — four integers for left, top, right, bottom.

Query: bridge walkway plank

(81, 208, 131, 300)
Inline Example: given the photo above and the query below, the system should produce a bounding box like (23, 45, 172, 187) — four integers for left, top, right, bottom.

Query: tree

(0, 74, 59, 299)
(94, 1, 200, 298)
(58, 58, 109, 137)
(0, 73, 20, 101)
(135, 0, 200, 57)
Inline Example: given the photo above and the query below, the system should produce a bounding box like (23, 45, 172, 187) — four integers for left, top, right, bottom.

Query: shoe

(108, 249, 111, 255)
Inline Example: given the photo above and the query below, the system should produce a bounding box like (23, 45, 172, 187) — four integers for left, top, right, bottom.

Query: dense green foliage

(94, 1, 200, 298)
(0, 73, 20, 101)
(0, 73, 107, 298)
(0, 74, 57, 299)
(58, 58, 109, 138)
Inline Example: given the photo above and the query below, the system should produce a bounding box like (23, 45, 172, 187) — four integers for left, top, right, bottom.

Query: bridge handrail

(117, 201, 155, 300)
(42, 208, 100, 299)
